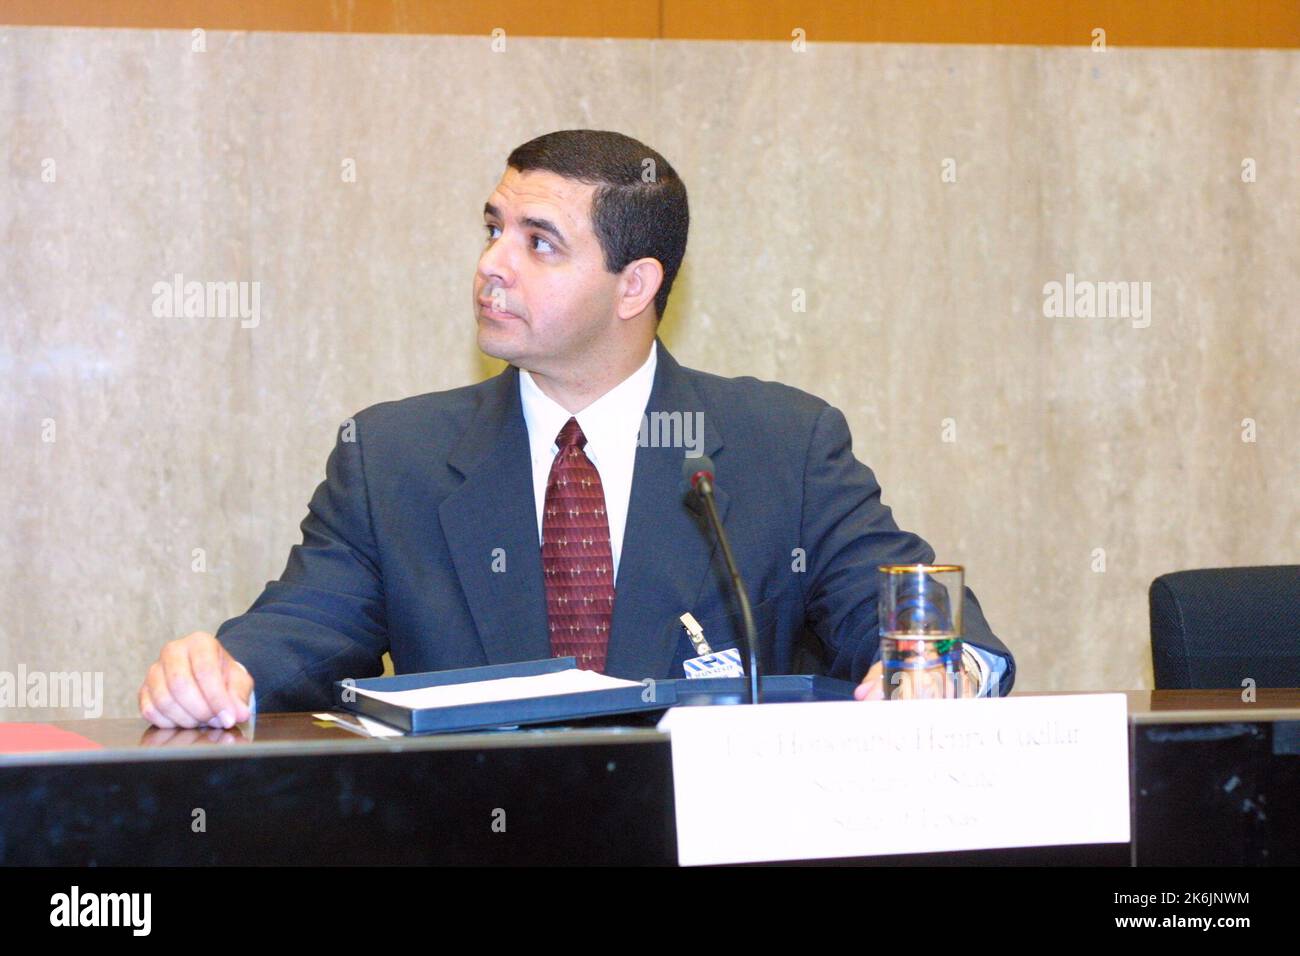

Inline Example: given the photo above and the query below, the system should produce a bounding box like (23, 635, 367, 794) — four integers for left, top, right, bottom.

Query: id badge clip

(680, 612, 745, 679)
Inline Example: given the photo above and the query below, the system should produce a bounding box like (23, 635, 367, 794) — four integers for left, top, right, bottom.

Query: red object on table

(0, 723, 103, 754)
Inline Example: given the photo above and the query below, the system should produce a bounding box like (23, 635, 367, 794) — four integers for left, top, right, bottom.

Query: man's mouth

(478, 298, 520, 319)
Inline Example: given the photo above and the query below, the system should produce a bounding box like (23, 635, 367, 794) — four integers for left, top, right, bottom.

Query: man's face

(474, 167, 623, 373)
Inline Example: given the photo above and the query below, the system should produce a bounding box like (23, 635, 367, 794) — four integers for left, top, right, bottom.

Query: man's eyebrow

(482, 202, 569, 246)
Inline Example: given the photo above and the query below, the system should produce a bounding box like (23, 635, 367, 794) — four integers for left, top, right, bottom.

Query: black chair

(1149, 566, 1300, 689)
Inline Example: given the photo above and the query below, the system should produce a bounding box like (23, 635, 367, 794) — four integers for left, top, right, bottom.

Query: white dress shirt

(518, 339, 998, 696)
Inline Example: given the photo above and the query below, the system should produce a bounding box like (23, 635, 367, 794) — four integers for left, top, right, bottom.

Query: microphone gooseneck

(683, 456, 762, 704)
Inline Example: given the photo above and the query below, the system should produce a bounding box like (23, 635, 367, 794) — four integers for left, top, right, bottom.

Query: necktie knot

(556, 416, 587, 451)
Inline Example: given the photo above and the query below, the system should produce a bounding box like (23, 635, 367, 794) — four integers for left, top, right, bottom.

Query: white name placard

(657, 694, 1130, 866)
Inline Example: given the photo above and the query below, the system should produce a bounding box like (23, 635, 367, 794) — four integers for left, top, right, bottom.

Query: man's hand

(854, 657, 981, 700)
(139, 631, 254, 729)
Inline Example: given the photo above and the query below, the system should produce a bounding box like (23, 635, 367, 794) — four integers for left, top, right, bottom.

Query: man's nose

(477, 235, 514, 284)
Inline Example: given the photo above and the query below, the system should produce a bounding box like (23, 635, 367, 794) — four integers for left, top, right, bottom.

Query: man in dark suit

(139, 129, 1014, 728)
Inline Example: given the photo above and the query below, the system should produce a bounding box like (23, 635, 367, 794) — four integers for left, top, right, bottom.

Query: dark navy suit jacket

(218, 340, 1016, 712)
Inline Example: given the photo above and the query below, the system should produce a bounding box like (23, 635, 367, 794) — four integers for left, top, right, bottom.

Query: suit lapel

(604, 340, 727, 680)
(438, 367, 552, 665)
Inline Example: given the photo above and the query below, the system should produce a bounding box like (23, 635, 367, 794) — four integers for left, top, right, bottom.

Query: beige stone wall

(2, 27, 1295, 718)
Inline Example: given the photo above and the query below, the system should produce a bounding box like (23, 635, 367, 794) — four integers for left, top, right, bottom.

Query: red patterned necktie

(542, 417, 616, 671)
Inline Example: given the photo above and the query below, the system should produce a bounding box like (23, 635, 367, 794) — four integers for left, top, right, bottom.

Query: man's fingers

(189, 638, 239, 728)
(221, 652, 254, 722)
(854, 681, 884, 700)
(158, 642, 215, 725)
(856, 661, 979, 701)
(138, 632, 249, 729)
(854, 660, 885, 700)
(142, 668, 199, 727)
(139, 684, 176, 729)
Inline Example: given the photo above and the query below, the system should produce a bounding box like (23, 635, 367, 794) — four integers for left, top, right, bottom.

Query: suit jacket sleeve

(798, 404, 1016, 695)
(216, 419, 389, 712)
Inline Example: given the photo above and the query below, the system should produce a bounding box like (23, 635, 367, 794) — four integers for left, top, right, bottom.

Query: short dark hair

(506, 129, 689, 323)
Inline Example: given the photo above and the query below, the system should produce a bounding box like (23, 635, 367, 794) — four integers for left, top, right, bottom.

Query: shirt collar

(519, 340, 658, 466)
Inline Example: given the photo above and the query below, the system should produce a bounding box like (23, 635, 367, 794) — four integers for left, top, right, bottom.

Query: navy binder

(333, 657, 678, 735)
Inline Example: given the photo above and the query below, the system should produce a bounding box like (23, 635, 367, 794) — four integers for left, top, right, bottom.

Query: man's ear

(617, 257, 664, 320)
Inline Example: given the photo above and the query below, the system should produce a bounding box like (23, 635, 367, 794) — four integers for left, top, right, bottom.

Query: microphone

(683, 455, 762, 704)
